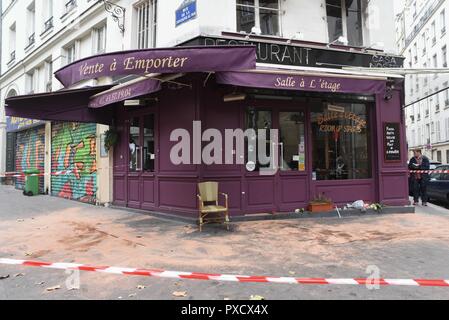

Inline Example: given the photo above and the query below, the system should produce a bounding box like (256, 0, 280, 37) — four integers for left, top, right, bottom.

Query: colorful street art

(15, 126, 46, 192)
(51, 122, 97, 204)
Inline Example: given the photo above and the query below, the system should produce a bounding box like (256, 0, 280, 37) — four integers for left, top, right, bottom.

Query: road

(1, 185, 449, 300)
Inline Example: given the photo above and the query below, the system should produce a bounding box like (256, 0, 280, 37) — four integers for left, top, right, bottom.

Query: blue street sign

(176, 0, 197, 27)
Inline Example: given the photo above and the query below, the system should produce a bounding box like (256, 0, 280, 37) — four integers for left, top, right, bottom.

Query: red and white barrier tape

(0, 170, 73, 178)
(1, 258, 449, 287)
(410, 170, 449, 174)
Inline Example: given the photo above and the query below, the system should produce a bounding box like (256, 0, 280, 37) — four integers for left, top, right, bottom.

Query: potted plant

(104, 128, 119, 152)
(308, 193, 334, 213)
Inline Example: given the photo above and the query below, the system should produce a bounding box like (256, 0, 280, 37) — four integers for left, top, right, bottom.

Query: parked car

(427, 165, 449, 205)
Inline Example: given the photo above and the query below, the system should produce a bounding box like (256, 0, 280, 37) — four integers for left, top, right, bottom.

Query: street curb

(110, 205, 416, 225)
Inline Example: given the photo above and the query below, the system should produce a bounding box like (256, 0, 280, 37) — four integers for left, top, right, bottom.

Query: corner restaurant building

(5, 40, 409, 217)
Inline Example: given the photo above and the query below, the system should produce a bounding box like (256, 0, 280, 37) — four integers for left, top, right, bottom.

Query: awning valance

(215, 68, 388, 95)
(55, 46, 257, 87)
(89, 77, 161, 109)
(5, 86, 115, 125)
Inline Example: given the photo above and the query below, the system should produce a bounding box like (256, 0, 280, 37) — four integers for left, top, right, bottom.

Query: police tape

(409, 170, 449, 174)
(0, 258, 449, 287)
(0, 164, 132, 178)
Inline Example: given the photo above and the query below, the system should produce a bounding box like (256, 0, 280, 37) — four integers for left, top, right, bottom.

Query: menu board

(384, 122, 401, 161)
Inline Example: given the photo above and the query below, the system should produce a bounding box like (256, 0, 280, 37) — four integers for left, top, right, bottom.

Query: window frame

(135, 0, 158, 49)
(326, 0, 364, 47)
(236, 0, 282, 37)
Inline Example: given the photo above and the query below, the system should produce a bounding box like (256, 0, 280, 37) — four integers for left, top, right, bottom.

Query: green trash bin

(23, 169, 40, 196)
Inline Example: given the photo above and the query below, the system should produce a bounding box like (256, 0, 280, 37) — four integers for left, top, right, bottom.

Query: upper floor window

(326, 0, 363, 47)
(441, 9, 446, 35)
(135, 0, 158, 49)
(45, 59, 53, 92)
(8, 23, 16, 64)
(431, 21, 437, 45)
(92, 24, 107, 54)
(421, 33, 426, 55)
(236, 0, 280, 36)
(26, 69, 37, 94)
(26, 1, 36, 47)
(442, 45, 447, 67)
(66, 43, 76, 64)
(43, 0, 54, 33)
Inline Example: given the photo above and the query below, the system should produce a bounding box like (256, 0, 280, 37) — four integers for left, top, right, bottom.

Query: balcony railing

(64, 0, 77, 15)
(7, 51, 16, 65)
(26, 33, 35, 49)
(43, 17, 54, 33)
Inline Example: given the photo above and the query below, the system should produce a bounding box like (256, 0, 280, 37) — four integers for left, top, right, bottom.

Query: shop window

(279, 112, 306, 172)
(236, 0, 280, 36)
(311, 103, 371, 181)
(245, 108, 273, 171)
(326, 0, 363, 47)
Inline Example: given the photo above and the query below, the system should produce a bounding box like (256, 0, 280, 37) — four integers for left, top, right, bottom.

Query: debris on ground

(45, 285, 61, 292)
(250, 295, 265, 300)
(35, 281, 45, 286)
(128, 293, 137, 298)
(0, 275, 10, 280)
(172, 291, 187, 298)
(14, 273, 24, 277)
(137, 285, 146, 290)
(17, 219, 24, 222)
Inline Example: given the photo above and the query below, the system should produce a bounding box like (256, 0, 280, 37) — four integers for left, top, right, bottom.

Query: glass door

(279, 111, 306, 173)
(276, 109, 309, 212)
(127, 113, 156, 209)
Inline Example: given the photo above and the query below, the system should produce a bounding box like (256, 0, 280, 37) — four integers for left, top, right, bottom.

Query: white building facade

(1, 0, 399, 206)
(398, 0, 449, 163)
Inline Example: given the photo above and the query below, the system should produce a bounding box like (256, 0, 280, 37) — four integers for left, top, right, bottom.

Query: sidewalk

(1, 185, 449, 300)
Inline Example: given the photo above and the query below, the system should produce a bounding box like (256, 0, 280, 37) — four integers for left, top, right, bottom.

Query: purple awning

(5, 86, 115, 125)
(89, 77, 161, 109)
(215, 70, 387, 95)
(55, 46, 257, 87)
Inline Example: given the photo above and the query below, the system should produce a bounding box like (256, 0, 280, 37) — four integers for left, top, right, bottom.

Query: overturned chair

(197, 182, 230, 232)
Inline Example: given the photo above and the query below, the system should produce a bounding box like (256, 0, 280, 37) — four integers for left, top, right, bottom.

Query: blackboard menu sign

(384, 122, 402, 162)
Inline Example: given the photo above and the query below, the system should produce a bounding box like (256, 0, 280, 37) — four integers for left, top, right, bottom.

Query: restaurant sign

(317, 111, 367, 134)
(6, 117, 45, 132)
(216, 72, 387, 95)
(89, 78, 161, 109)
(176, 0, 197, 27)
(54, 46, 256, 87)
(181, 35, 405, 69)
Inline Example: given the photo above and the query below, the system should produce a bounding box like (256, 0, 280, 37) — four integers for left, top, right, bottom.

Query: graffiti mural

(51, 122, 97, 204)
(15, 126, 46, 193)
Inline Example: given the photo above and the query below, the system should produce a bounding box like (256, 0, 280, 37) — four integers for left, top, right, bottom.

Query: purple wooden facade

(112, 75, 409, 216)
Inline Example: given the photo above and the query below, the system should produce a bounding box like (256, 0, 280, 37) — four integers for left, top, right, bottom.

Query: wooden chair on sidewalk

(197, 182, 230, 232)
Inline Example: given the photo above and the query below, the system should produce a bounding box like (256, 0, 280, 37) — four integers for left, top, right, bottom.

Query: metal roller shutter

(15, 126, 45, 193)
(51, 122, 97, 204)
